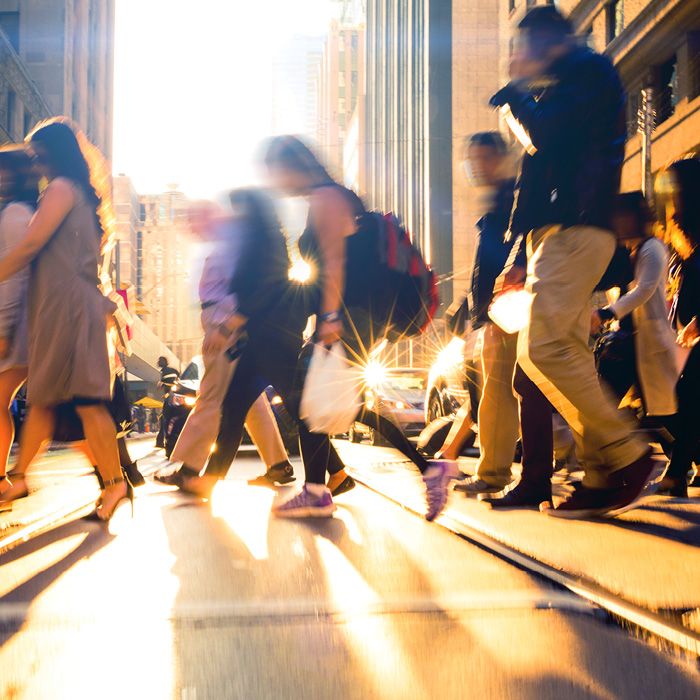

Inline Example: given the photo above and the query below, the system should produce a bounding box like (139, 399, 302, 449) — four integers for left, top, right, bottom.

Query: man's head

(513, 6, 574, 79)
(157, 356, 168, 369)
(464, 132, 508, 187)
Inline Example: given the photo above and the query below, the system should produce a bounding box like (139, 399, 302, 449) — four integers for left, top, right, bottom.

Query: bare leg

(0, 367, 28, 497)
(0, 404, 55, 502)
(75, 405, 126, 520)
(245, 394, 289, 468)
(437, 402, 475, 461)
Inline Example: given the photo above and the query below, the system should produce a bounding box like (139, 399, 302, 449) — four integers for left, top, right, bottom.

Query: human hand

(0, 338, 9, 360)
(203, 327, 231, 355)
(494, 265, 526, 297)
(677, 317, 699, 349)
(318, 319, 343, 347)
(590, 311, 603, 336)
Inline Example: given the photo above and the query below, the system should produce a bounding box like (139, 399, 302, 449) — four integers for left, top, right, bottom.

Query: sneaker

(273, 485, 336, 518)
(454, 476, 505, 496)
(248, 462, 296, 488)
(544, 451, 663, 519)
(481, 479, 552, 509)
(423, 461, 455, 522)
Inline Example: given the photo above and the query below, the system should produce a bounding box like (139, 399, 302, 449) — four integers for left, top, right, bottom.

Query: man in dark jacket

(491, 6, 659, 518)
(156, 356, 180, 447)
(445, 132, 522, 495)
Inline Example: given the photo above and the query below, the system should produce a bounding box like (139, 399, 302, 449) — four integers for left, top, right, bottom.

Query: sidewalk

(335, 441, 700, 636)
(0, 437, 158, 554)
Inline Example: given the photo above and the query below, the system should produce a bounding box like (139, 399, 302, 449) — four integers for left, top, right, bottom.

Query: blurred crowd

(0, 5, 697, 529)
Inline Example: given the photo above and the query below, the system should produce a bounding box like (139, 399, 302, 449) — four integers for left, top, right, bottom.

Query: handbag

(299, 342, 363, 434)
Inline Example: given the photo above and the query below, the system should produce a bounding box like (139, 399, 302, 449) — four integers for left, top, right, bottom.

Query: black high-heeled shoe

(96, 477, 134, 522)
(123, 462, 145, 488)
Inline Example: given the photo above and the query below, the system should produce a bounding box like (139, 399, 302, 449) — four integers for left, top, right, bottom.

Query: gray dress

(0, 202, 32, 372)
(26, 183, 115, 406)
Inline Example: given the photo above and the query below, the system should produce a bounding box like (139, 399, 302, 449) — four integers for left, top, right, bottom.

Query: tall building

(317, 20, 365, 179)
(138, 187, 202, 363)
(502, 1, 700, 193)
(112, 173, 139, 293)
(271, 34, 324, 138)
(364, 1, 502, 304)
(0, 0, 115, 156)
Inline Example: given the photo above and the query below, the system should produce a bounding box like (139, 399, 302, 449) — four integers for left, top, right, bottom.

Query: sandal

(0, 473, 29, 506)
(95, 477, 134, 522)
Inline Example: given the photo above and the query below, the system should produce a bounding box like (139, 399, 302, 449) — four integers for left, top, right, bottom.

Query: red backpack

(365, 211, 439, 340)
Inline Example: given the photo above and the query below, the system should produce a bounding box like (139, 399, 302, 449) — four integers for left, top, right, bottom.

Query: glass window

(655, 54, 679, 126)
(607, 0, 624, 43)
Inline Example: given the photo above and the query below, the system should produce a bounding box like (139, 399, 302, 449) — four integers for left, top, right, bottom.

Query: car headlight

(382, 399, 407, 410)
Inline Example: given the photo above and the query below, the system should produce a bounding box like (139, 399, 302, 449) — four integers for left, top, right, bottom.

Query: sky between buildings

(112, 0, 335, 198)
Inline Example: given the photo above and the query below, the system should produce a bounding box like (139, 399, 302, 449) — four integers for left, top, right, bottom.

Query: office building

(0, 0, 114, 156)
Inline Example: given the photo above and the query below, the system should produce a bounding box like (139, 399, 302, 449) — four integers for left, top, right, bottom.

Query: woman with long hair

(264, 136, 453, 521)
(658, 157, 700, 497)
(0, 118, 130, 520)
(0, 147, 38, 503)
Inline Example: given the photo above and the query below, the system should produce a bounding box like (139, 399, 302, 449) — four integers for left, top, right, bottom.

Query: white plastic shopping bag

(300, 342, 363, 434)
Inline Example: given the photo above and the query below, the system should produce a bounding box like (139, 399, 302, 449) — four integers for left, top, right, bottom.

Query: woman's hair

(0, 146, 39, 207)
(666, 157, 700, 248)
(263, 136, 334, 187)
(229, 188, 286, 246)
(613, 191, 654, 233)
(26, 117, 114, 240)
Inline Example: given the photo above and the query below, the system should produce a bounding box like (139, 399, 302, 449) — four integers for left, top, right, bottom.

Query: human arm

(0, 179, 74, 283)
(608, 241, 666, 320)
(310, 186, 350, 345)
(0, 204, 33, 352)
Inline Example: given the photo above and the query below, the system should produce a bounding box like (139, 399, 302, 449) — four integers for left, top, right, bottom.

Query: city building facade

(137, 187, 202, 364)
(317, 20, 365, 180)
(0, 0, 114, 156)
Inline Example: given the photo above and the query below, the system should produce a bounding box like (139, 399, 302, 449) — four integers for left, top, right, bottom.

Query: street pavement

(0, 445, 698, 699)
(336, 441, 700, 633)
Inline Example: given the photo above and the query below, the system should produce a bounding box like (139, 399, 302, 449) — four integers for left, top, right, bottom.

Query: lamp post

(638, 84, 655, 202)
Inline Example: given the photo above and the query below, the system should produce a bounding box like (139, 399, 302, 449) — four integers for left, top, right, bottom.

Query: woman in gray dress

(0, 148, 37, 502)
(0, 119, 129, 521)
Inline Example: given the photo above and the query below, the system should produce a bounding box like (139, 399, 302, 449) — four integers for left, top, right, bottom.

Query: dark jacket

(470, 179, 516, 329)
(498, 46, 626, 264)
(671, 250, 700, 329)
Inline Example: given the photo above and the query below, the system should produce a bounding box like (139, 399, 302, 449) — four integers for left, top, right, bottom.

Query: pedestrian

(658, 158, 700, 498)
(153, 199, 298, 491)
(592, 192, 680, 417)
(165, 187, 332, 500)
(434, 132, 521, 491)
(0, 147, 37, 504)
(0, 118, 130, 521)
(491, 7, 660, 518)
(156, 356, 179, 448)
(263, 136, 451, 520)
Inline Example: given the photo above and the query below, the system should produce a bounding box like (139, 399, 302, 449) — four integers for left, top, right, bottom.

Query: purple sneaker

(273, 485, 336, 518)
(423, 461, 455, 522)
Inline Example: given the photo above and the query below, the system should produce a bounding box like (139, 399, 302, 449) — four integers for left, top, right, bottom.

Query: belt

(201, 301, 217, 310)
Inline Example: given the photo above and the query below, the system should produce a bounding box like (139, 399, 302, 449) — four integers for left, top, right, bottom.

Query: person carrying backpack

(264, 136, 452, 521)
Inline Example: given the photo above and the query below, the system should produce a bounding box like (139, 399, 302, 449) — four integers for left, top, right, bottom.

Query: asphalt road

(0, 448, 698, 699)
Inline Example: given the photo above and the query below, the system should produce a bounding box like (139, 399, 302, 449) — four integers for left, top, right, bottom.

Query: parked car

(424, 335, 482, 424)
(163, 356, 299, 459)
(348, 367, 428, 446)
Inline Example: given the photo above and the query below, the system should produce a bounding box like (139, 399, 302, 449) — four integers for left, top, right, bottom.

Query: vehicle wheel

(348, 425, 361, 443)
(427, 392, 445, 423)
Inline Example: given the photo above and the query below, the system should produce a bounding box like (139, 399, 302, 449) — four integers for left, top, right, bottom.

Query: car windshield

(180, 362, 199, 381)
(383, 374, 426, 392)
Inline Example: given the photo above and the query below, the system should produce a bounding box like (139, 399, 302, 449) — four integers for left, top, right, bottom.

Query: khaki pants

(475, 324, 520, 486)
(517, 225, 647, 488)
(171, 321, 288, 472)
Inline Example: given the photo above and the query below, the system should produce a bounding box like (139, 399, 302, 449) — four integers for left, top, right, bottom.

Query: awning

(134, 396, 163, 409)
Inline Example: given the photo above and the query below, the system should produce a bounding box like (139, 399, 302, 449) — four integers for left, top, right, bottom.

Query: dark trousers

(513, 364, 554, 485)
(667, 344, 700, 481)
